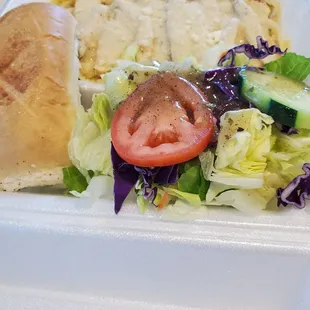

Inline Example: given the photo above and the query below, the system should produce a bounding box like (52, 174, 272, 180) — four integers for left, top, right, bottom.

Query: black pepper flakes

(237, 127, 244, 132)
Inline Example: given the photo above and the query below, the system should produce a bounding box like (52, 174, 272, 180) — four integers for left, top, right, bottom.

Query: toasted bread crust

(0, 3, 79, 190)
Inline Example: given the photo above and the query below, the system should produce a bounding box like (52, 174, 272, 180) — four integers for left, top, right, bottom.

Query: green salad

(63, 36, 310, 215)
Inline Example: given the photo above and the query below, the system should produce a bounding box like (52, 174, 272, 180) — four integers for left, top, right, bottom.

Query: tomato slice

(111, 72, 214, 167)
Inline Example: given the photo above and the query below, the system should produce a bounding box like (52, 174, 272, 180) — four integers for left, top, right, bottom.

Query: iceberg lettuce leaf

(101, 62, 158, 108)
(70, 175, 114, 199)
(210, 108, 274, 188)
(205, 182, 268, 212)
(90, 93, 113, 132)
(163, 187, 201, 208)
(263, 128, 310, 203)
(68, 93, 114, 180)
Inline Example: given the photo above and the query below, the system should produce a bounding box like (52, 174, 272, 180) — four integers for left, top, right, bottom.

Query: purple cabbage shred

(111, 144, 178, 214)
(277, 163, 310, 209)
(202, 67, 253, 125)
(218, 36, 287, 67)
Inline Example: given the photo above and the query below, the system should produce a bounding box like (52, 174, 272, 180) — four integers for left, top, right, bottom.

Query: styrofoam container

(1, 1, 310, 309)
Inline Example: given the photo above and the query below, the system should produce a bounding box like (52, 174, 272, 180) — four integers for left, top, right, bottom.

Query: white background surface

(1, 193, 310, 309)
(1, 0, 310, 309)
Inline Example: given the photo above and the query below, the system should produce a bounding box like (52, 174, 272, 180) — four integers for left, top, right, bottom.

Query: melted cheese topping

(58, 0, 288, 80)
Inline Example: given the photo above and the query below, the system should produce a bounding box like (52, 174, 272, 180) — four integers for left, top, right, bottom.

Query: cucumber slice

(240, 68, 310, 129)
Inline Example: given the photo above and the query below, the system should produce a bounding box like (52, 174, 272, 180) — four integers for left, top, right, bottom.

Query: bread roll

(0, 3, 80, 191)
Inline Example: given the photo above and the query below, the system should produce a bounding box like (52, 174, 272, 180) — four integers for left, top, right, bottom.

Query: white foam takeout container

(1, 0, 310, 309)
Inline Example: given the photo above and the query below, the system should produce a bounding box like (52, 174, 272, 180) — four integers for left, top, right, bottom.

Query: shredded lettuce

(269, 129, 310, 176)
(205, 182, 268, 212)
(163, 187, 201, 208)
(90, 93, 113, 132)
(199, 150, 215, 181)
(210, 108, 274, 189)
(121, 62, 159, 84)
(68, 93, 114, 180)
(135, 180, 149, 214)
(264, 128, 310, 196)
(70, 175, 114, 199)
(101, 62, 158, 108)
(137, 194, 150, 214)
(206, 108, 310, 211)
(135, 186, 168, 214)
(158, 57, 202, 73)
(161, 199, 209, 221)
(265, 52, 310, 82)
(101, 69, 136, 109)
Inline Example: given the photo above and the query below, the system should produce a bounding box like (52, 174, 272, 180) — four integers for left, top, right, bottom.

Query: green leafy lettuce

(152, 157, 211, 210)
(265, 52, 310, 82)
(163, 187, 201, 208)
(63, 166, 88, 194)
(178, 158, 210, 201)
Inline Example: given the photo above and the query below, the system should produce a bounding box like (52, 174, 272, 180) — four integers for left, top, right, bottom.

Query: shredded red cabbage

(277, 163, 310, 209)
(111, 144, 139, 214)
(134, 165, 178, 205)
(218, 36, 287, 67)
(201, 67, 253, 124)
(111, 144, 178, 214)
